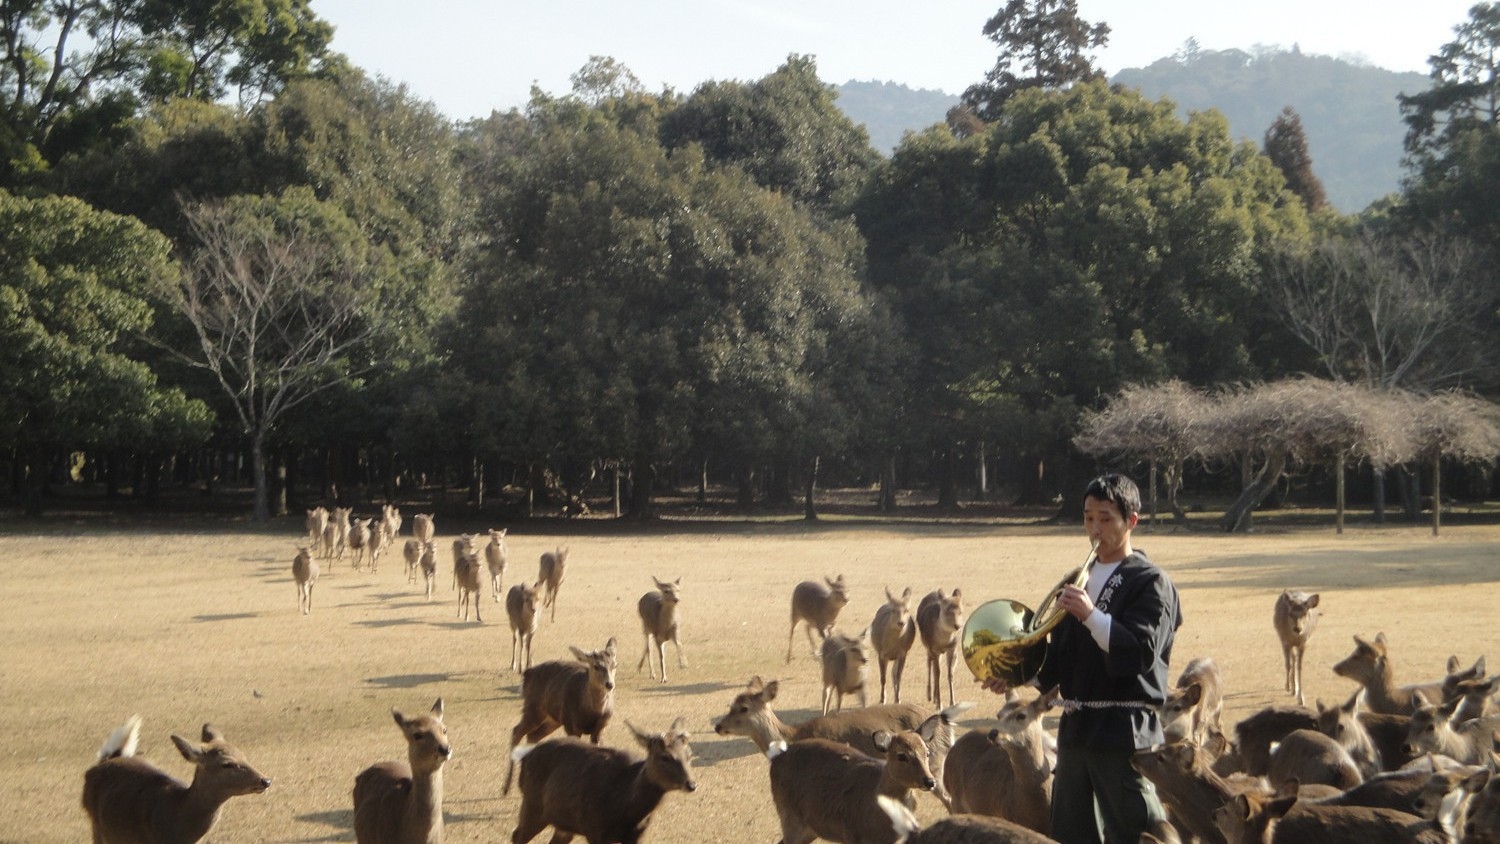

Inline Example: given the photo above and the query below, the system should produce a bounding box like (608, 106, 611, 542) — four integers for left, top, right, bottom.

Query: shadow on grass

(353, 617, 422, 629)
(634, 680, 737, 696)
(1169, 541, 1500, 591)
(293, 809, 350, 835)
(365, 672, 450, 689)
(692, 733, 765, 766)
(191, 612, 259, 623)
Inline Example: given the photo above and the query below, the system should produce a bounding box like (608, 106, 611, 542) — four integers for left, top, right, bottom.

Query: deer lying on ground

(81, 716, 271, 844)
(1274, 590, 1320, 706)
(767, 724, 940, 844)
(1213, 784, 1449, 844)
(1163, 657, 1225, 747)
(821, 628, 870, 714)
(1132, 740, 1264, 844)
(917, 588, 965, 708)
(510, 718, 696, 844)
(1267, 728, 1363, 792)
(352, 698, 450, 844)
(1316, 693, 1383, 779)
(502, 637, 617, 795)
(943, 687, 1059, 835)
(293, 545, 318, 615)
(871, 586, 917, 704)
(711, 675, 969, 806)
(484, 528, 507, 602)
(875, 794, 1058, 844)
(506, 580, 541, 672)
(1401, 693, 1500, 766)
(1333, 634, 1486, 716)
(637, 576, 686, 683)
(538, 546, 569, 622)
(787, 575, 850, 662)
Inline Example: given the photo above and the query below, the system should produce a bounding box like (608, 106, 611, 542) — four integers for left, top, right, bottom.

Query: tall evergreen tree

(1264, 106, 1327, 212)
(962, 0, 1110, 121)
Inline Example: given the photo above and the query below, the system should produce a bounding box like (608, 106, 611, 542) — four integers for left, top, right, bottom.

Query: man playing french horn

(985, 473, 1182, 844)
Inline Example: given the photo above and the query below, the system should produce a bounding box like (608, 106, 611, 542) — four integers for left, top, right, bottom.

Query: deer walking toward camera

(352, 698, 450, 844)
(510, 718, 697, 844)
(871, 586, 917, 705)
(453, 540, 482, 622)
(538, 546, 569, 622)
(81, 716, 271, 844)
(819, 628, 870, 714)
(484, 528, 507, 602)
(637, 576, 686, 683)
(787, 575, 850, 663)
(506, 580, 541, 672)
(1273, 590, 1320, 706)
(917, 588, 965, 708)
(293, 545, 318, 615)
(502, 637, 618, 795)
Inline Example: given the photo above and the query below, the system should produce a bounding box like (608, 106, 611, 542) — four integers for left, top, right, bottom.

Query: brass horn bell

(961, 543, 1097, 687)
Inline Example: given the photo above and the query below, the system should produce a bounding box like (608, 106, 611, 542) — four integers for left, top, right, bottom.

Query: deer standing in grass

(484, 528, 508, 602)
(350, 517, 373, 570)
(870, 586, 917, 705)
(819, 628, 870, 715)
(787, 575, 850, 663)
(637, 576, 686, 683)
(506, 580, 541, 672)
(538, 546, 569, 622)
(352, 698, 450, 844)
(1332, 632, 1483, 716)
(510, 717, 697, 844)
(81, 716, 271, 844)
(503, 637, 618, 795)
(418, 541, 437, 601)
(1273, 590, 1320, 706)
(917, 588, 965, 708)
(453, 541, 482, 623)
(293, 545, 318, 615)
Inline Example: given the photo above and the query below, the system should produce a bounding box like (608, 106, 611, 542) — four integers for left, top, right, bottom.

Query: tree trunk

(1431, 457, 1441, 537)
(736, 465, 755, 508)
(1148, 461, 1158, 527)
(21, 445, 44, 517)
(976, 441, 988, 500)
(936, 447, 959, 509)
(628, 454, 655, 519)
(251, 433, 271, 522)
(612, 463, 622, 518)
(1335, 452, 1346, 535)
(1371, 465, 1386, 523)
(878, 454, 897, 511)
(1166, 457, 1187, 525)
(273, 451, 287, 516)
(697, 458, 708, 503)
(1220, 451, 1287, 533)
(470, 455, 485, 509)
(804, 455, 820, 521)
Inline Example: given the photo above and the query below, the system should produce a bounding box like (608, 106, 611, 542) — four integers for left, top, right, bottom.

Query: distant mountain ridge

(835, 48, 1431, 213)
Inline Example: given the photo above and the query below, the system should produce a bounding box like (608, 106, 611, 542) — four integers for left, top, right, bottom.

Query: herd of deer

(81, 521, 1500, 844)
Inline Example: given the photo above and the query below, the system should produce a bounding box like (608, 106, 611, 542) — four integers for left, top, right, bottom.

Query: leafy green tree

(1264, 106, 1327, 212)
(1399, 2, 1500, 239)
(659, 54, 880, 214)
(0, 189, 212, 515)
(962, 0, 1110, 121)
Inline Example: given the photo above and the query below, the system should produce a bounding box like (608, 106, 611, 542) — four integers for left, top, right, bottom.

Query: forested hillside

(837, 48, 1430, 212)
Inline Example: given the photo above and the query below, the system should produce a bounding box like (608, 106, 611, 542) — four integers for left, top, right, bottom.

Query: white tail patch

(511, 742, 536, 763)
(766, 740, 789, 760)
(98, 715, 142, 761)
(875, 794, 920, 842)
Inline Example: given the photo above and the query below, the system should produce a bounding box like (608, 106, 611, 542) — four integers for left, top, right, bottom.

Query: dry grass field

(1, 511, 1496, 843)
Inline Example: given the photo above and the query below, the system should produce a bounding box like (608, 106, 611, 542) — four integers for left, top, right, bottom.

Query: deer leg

(656, 639, 668, 683)
(672, 634, 687, 668)
(892, 655, 905, 704)
(879, 658, 890, 704)
(786, 620, 799, 664)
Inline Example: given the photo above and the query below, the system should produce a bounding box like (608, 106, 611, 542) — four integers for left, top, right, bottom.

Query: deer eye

(413, 731, 427, 740)
(896, 753, 910, 762)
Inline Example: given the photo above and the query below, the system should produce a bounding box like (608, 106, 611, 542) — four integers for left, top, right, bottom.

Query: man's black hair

(1084, 473, 1141, 520)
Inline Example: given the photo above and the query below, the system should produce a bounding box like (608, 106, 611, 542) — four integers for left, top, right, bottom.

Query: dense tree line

(2, 1, 1497, 522)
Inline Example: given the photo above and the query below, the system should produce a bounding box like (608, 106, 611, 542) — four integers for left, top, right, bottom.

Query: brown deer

(1332, 633, 1484, 716)
(1213, 785, 1448, 844)
(306, 506, 329, 545)
(1234, 705, 1320, 776)
(410, 513, 435, 544)
(875, 794, 1058, 844)
(538, 546, 569, 622)
(819, 628, 870, 715)
(637, 576, 686, 683)
(418, 541, 437, 601)
(870, 586, 917, 704)
(293, 545, 318, 615)
(506, 580, 541, 672)
(510, 718, 696, 844)
(1162, 656, 1224, 747)
(1267, 729, 1363, 792)
(402, 539, 422, 584)
(352, 698, 450, 844)
(767, 725, 940, 844)
(1131, 740, 1262, 844)
(502, 637, 617, 795)
(1316, 693, 1383, 779)
(1401, 693, 1500, 765)
(484, 528, 508, 602)
(453, 541, 482, 623)
(917, 588, 965, 708)
(349, 517, 373, 570)
(81, 716, 271, 844)
(1462, 769, 1499, 844)
(943, 687, 1059, 834)
(1273, 590, 1320, 706)
(787, 575, 851, 662)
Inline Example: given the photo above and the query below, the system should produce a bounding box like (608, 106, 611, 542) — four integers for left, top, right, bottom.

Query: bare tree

(1074, 380, 1209, 525)
(158, 193, 382, 521)
(1407, 391, 1500, 536)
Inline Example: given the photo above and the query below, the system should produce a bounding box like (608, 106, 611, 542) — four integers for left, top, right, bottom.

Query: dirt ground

(0, 513, 1495, 843)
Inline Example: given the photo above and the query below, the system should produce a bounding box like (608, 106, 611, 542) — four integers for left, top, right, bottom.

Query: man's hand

(980, 676, 1009, 695)
(1058, 583, 1095, 621)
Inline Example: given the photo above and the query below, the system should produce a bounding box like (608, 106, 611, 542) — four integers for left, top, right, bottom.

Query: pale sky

(311, 0, 1475, 121)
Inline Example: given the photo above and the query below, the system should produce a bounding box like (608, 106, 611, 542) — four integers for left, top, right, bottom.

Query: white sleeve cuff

(1084, 608, 1111, 652)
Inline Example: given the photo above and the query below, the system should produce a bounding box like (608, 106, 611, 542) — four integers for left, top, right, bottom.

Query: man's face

(1083, 494, 1137, 558)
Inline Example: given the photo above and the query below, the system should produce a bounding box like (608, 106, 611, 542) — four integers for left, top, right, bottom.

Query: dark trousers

(1050, 746, 1166, 844)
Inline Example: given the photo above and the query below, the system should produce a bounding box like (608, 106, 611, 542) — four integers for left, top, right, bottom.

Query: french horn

(960, 541, 1099, 687)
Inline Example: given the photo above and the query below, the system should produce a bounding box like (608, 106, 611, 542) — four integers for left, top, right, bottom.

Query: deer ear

(667, 716, 690, 739)
(392, 709, 407, 728)
(763, 680, 780, 701)
(871, 730, 893, 752)
(200, 724, 222, 743)
(604, 637, 617, 655)
(569, 645, 588, 662)
(1447, 655, 1461, 673)
(1182, 683, 1202, 706)
(1306, 593, 1319, 608)
(431, 698, 444, 720)
(172, 734, 201, 763)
